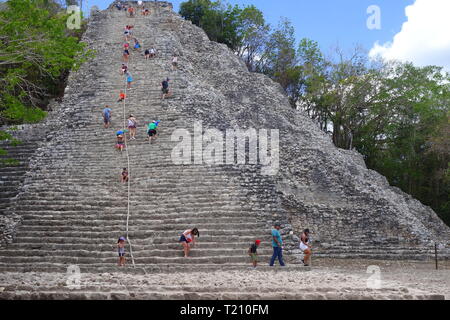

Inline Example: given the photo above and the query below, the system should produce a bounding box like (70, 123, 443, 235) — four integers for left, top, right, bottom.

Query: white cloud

(369, 0, 450, 70)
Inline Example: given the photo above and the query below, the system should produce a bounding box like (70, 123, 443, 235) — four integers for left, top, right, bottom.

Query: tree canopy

(179, 0, 450, 225)
(0, 0, 90, 164)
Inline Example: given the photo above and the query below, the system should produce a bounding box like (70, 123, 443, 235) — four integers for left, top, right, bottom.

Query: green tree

(258, 18, 299, 108)
(357, 63, 450, 224)
(180, 0, 241, 49)
(179, 0, 212, 27)
(0, 0, 90, 164)
(234, 5, 269, 71)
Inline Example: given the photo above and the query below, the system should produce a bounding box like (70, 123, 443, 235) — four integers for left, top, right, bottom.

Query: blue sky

(87, 0, 415, 55)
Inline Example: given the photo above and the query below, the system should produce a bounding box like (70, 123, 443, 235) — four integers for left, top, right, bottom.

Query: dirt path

(0, 259, 448, 300)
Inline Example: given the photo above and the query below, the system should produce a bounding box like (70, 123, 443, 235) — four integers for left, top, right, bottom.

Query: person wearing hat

(248, 240, 261, 268)
(161, 78, 171, 100)
(270, 223, 285, 267)
(117, 237, 126, 267)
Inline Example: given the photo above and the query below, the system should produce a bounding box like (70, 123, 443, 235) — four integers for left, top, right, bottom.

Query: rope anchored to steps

(121, 21, 136, 268)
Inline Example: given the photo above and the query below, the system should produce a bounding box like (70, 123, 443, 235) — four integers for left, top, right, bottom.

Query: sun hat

(255, 240, 261, 245)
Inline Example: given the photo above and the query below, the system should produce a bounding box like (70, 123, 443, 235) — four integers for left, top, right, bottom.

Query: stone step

(3, 241, 273, 251)
(17, 222, 265, 232)
(12, 235, 273, 244)
(0, 255, 283, 265)
(0, 247, 276, 258)
(0, 263, 308, 274)
(21, 215, 261, 224)
(11, 229, 271, 238)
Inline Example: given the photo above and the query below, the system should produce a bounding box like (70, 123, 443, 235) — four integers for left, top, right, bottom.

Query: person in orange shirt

(118, 91, 126, 102)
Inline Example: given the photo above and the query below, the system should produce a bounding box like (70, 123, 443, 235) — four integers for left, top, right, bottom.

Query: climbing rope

(121, 14, 136, 268)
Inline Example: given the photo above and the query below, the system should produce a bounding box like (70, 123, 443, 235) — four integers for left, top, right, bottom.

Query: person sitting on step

(121, 168, 129, 184)
(300, 229, 312, 267)
(179, 228, 200, 258)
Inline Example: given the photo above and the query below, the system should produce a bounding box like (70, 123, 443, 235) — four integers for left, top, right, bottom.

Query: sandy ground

(0, 259, 448, 300)
(313, 258, 450, 299)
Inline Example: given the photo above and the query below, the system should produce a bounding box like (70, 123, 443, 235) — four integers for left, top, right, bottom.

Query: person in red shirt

(118, 91, 126, 102)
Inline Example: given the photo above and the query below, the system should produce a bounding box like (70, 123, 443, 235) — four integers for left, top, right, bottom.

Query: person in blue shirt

(126, 72, 133, 89)
(270, 222, 285, 267)
(102, 106, 112, 128)
(133, 38, 141, 51)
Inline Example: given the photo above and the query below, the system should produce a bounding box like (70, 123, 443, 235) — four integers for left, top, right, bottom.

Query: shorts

(162, 88, 169, 94)
(103, 117, 110, 124)
(116, 143, 125, 148)
(250, 253, 258, 262)
(128, 126, 136, 129)
(300, 242, 309, 252)
(118, 250, 125, 257)
(172, 62, 178, 66)
(179, 235, 192, 243)
(148, 129, 157, 137)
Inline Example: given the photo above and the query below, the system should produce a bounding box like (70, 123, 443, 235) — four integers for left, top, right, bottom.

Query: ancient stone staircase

(0, 3, 291, 273)
(0, 0, 449, 277)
